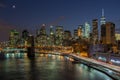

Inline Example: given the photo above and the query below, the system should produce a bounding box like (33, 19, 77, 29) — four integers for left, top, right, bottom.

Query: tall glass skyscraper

(100, 9, 106, 25)
(84, 22, 91, 39)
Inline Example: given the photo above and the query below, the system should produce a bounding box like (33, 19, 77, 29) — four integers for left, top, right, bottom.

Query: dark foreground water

(0, 54, 113, 80)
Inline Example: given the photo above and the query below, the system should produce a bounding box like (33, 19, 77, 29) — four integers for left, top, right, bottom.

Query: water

(0, 54, 113, 80)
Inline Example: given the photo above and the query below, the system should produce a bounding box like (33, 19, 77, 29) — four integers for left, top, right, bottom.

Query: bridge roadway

(68, 54, 120, 80)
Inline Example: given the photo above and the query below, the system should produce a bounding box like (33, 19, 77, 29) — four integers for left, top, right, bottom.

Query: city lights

(0, 0, 120, 80)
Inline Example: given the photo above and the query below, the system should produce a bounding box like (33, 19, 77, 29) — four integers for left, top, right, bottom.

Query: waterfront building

(0, 41, 9, 48)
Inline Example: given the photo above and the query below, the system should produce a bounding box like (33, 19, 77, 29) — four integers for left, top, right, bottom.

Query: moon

(12, 5, 16, 8)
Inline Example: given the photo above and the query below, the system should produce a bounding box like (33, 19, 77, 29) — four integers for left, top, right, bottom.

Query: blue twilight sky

(0, 0, 120, 41)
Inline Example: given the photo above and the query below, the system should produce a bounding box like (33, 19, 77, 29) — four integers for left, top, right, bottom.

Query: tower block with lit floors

(101, 22, 115, 45)
(92, 19, 99, 44)
(101, 22, 116, 52)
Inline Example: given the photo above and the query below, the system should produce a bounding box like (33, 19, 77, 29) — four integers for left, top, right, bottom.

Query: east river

(0, 54, 113, 80)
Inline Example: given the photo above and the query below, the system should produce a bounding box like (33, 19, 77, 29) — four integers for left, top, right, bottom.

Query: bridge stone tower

(27, 35, 35, 58)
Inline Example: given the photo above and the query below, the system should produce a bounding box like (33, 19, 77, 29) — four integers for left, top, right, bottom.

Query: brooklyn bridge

(1, 46, 73, 55)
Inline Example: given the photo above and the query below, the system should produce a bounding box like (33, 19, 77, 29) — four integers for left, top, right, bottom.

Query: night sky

(0, 0, 120, 41)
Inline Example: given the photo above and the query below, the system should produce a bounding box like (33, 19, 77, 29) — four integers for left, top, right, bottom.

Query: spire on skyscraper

(102, 8, 104, 17)
(100, 8, 106, 25)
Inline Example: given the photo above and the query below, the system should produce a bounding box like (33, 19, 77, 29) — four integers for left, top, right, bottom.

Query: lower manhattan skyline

(0, 0, 120, 80)
(0, 0, 120, 41)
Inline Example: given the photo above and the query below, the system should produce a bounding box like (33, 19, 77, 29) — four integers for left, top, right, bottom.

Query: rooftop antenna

(102, 8, 104, 17)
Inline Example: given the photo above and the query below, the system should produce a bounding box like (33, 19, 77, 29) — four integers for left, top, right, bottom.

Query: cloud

(0, 20, 18, 41)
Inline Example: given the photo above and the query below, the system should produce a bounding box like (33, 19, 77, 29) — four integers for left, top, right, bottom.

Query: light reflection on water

(0, 54, 113, 80)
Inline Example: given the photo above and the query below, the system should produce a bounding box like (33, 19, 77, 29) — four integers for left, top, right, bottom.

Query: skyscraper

(63, 30, 72, 46)
(100, 9, 106, 25)
(22, 29, 29, 40)
(49, 26, 55, 46)
(55, 26, 64, 46)
(92, 19, 98, 44)
(84, 22, 91, 39)
(77, 25, 83, 38)
(74, 29, 78, 39)
(64, 30, 72, 40)
(21, 29, 29, 47)
(40, 24, 46, 35)
(115, 33, 120, 50)
(9, 29, 19, 47)
(101, 22, 115, 45)
(36, 24, 47, 46)
(50, 26, 54, 35)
